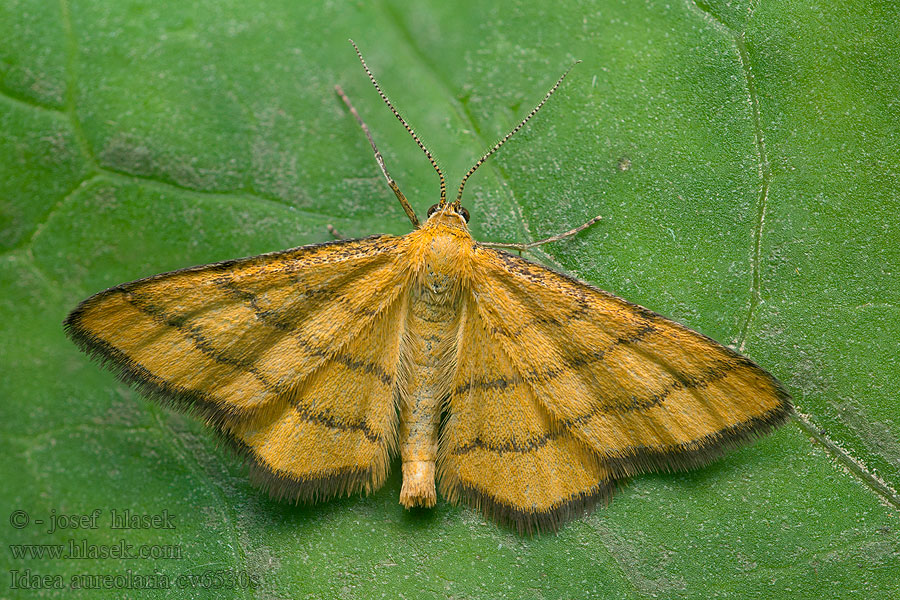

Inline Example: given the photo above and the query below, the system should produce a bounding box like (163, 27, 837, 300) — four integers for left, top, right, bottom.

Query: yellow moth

(64, 42, 792, 533)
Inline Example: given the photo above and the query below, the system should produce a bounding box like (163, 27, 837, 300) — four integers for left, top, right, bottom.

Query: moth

(64, 42, 792, 533)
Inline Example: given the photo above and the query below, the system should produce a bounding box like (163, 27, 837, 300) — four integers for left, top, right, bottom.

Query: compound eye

(459, 206, 470, 222)
(427, 204, 440, 217)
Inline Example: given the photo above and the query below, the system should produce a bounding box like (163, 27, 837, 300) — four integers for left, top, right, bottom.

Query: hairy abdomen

(398, 266, 460, 508)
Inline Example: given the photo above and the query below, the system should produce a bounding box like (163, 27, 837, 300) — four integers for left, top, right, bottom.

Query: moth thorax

(419, 265, 454, 297)
(414, 244, 466, 301)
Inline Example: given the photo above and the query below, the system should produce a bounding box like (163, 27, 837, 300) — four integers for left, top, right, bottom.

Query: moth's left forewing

(65, 234, 413, 502)
(463, 246, 792, 480)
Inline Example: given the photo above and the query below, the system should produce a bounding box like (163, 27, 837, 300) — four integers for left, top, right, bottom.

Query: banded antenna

(453, 61, 580, 209)
(351, 40, 447, 206)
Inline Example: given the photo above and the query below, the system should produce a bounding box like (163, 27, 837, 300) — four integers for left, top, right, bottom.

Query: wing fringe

(446, 479, 618, 535)
(223, 437, 383, 503)
(602, 387, 794, 477)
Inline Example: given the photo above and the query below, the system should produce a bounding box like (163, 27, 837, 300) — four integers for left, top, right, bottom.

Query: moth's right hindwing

(439, 293, 615, 534)
(438, 246, 792, 531)
(64, 234, 411, 501)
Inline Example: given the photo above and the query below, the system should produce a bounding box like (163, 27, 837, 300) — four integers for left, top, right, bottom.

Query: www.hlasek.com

(10, 538, 182, 560)
(10, 568, 261, 591)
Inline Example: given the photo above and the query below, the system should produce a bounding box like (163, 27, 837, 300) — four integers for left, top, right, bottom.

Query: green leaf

(2, 1, 898, 598)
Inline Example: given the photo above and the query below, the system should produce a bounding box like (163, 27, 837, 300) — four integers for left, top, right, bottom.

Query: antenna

(335, 84, 419, 228)
(454, 61, 580, 208)
(350, 40, 447, 205)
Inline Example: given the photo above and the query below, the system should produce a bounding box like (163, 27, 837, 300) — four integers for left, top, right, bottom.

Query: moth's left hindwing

(65, 234, 410, 501)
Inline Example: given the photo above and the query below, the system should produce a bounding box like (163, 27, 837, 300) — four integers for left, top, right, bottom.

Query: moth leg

(480, 213, 602, 251)
(334, 84, 420, 229)
(326, 224, 344, 240)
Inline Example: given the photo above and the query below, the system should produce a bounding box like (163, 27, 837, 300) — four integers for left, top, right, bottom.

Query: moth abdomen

(397, 254, 464, 509)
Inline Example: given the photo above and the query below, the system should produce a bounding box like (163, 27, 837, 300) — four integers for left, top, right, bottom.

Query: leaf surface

(2, 1, 898, 598)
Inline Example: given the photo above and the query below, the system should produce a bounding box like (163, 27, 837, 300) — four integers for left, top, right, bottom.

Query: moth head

(427, 203, 470, 224)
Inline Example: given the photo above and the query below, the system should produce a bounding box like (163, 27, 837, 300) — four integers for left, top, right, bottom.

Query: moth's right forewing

(466, 247, 792, 479)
